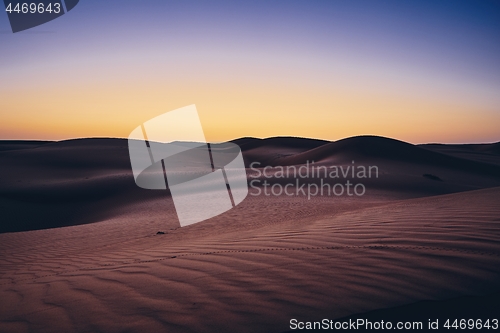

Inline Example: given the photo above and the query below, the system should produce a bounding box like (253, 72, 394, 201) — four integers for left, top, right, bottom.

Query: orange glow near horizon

(1, 76, 499, 144)
(1, 1, 500, 145)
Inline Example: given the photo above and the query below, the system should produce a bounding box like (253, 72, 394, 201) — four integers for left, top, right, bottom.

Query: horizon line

(0, 135, 499, 146)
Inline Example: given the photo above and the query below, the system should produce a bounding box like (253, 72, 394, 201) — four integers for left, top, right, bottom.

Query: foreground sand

(1, 187, 499, 333)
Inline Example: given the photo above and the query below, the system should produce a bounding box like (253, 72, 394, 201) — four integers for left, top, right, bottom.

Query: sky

(0, 0, 499, 144)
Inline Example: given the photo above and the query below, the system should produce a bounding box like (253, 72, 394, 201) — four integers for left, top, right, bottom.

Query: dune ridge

(1, 136, 499, 233)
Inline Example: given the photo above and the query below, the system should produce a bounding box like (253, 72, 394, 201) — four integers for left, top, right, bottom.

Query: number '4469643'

(444, 319, 498, 330)
(5, 3, 60, 14)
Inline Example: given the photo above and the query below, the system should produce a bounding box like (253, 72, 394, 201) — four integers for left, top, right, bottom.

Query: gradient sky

(1, 0, 499, 143)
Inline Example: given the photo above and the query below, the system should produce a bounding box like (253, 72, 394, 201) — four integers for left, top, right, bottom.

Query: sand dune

(421, 142, 500, 166)
(0, 139, 164, 232)
(0, 187, 499, 333)
(0, 141, 52, 152)
(0, 136, 499, 332)
(232, 136, 329, 166)
(1, 136, 499, 233)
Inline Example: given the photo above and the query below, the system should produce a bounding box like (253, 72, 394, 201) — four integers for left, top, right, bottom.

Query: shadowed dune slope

(232, 136, 328, 151)
(0, 138, 169, 233)
(247, 136, 500, 202)
(0, 136, 499, 233)
(232, 136, 329, 165)
(273, 136, 500, 174)
(0, 140, 52, 152)
(421, 141, 500, 166)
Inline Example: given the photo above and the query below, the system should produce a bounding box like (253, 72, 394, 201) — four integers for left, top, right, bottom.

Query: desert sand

(0, 136, 499, 332)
